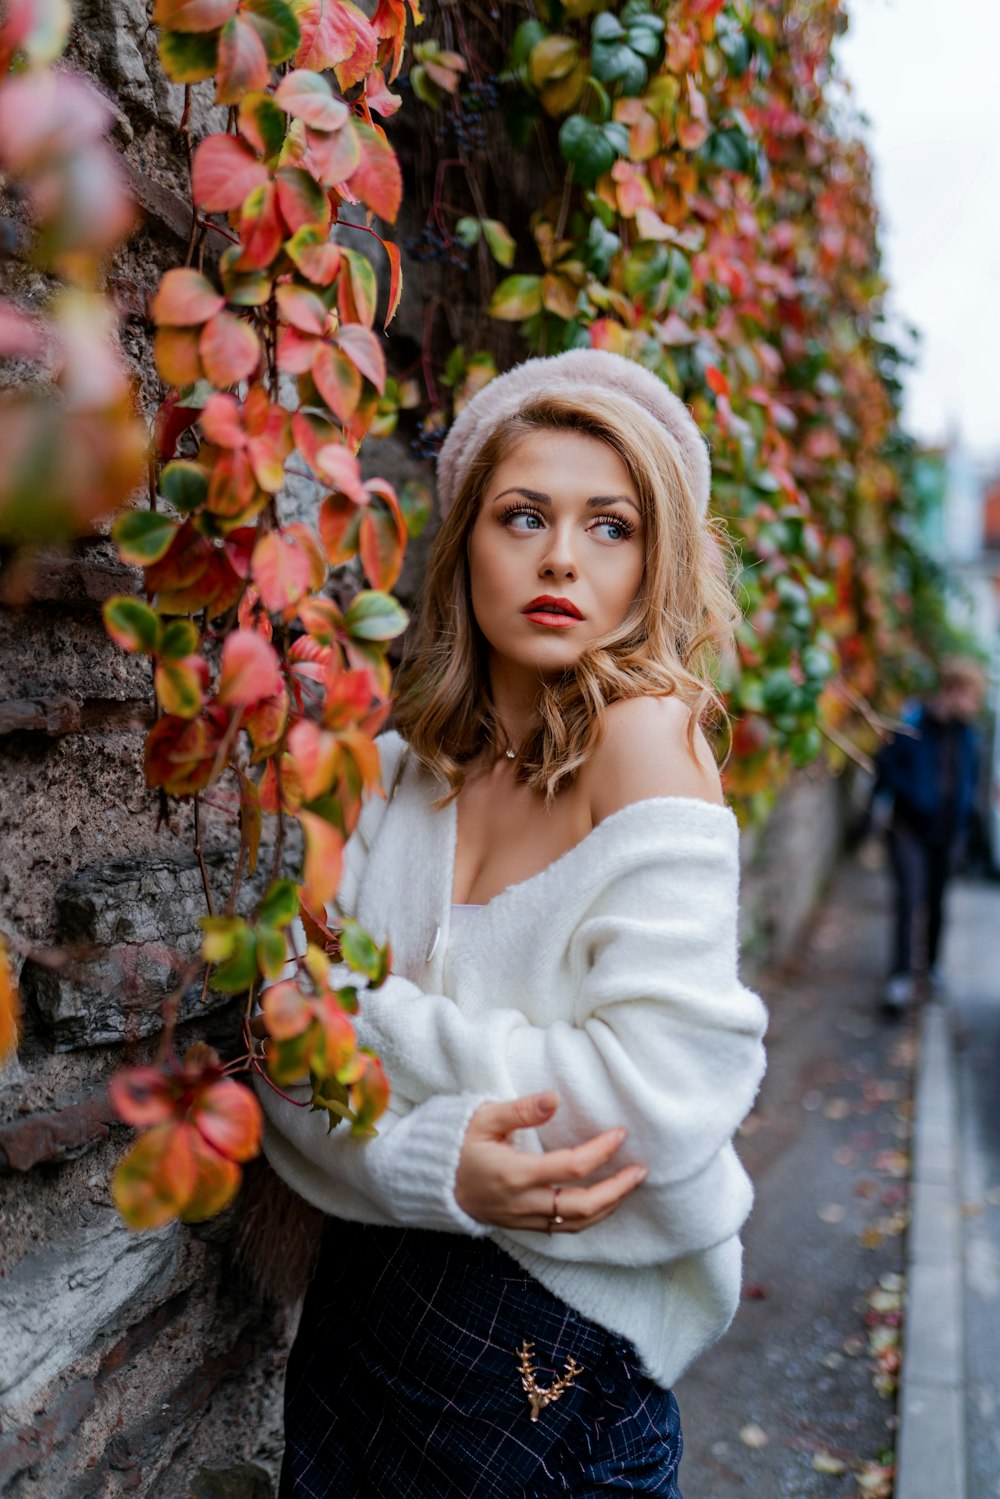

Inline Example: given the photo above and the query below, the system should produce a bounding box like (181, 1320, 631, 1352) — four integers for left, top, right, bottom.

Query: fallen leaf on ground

(812, 1450, 847, 1475)
(818, 1202, 846, 1223)
(739, 1423, 769, 1449)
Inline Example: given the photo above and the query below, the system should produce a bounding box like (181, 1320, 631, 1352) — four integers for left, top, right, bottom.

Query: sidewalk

(676, 855, 912, 1497)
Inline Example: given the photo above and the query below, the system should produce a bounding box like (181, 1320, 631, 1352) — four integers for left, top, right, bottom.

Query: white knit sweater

(255, 729, 768, 1390)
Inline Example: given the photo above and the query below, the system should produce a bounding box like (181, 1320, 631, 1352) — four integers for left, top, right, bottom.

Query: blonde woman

(258, 349, 768, 1498)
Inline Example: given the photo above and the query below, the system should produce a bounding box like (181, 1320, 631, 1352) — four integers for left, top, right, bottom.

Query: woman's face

(466, 428, 647, 680)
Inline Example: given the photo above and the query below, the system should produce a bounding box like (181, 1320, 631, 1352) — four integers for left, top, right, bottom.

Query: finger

(519, 1128, 629, 1187)
(522, 1165, 647, 1227)
(472, 1092, 558, 1140)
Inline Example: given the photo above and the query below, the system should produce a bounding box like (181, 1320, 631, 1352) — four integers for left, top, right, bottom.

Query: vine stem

(193, 795, 215, 917)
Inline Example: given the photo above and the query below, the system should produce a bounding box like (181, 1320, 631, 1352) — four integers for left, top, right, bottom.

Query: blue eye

(498, 504, 544, 530)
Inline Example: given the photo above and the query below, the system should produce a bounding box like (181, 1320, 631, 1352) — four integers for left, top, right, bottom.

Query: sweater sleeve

(253, 1075, 495, 1236)
(353, 817, 768, 1268)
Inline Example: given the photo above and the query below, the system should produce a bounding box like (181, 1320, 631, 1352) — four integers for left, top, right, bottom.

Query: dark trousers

(886, 824, 958, 976)
(280, 1218, 684, 1498)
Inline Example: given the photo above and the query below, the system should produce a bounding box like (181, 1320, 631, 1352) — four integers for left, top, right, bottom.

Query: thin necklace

(493, 722, 519, 760)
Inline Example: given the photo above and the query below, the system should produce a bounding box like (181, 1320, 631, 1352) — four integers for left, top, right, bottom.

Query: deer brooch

(517, 1339, 584, 1422)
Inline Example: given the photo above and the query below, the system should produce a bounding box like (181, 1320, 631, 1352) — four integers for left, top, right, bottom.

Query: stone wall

(0, 8, 851, 1496)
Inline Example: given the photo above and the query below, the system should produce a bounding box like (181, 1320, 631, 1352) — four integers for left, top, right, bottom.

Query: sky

(835, 0, 1000, 460)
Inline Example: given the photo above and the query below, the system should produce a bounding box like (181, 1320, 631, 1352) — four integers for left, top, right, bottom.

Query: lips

(522, 596, 583, 620)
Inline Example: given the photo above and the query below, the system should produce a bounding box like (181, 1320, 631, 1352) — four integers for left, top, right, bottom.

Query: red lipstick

(522, 595, 584, 628)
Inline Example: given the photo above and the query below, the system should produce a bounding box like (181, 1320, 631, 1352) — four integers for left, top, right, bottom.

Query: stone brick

(19, 847, 293, 1050)
(0, 1379, 96, 1490)
(0, 1090, 119, 1171)
(0, 1209, 179, 1409)
(190, 1463, 274, 1499)
(0, 695, 82, 735)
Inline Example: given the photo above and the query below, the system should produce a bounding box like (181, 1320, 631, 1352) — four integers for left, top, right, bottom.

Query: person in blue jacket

(873, 656, 985, 1011)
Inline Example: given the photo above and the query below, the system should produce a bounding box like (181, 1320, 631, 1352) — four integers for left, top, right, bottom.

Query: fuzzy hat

(435, 348, 711, 521)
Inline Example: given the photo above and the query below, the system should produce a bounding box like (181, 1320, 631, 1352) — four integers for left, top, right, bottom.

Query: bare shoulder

(584, 695, 725, 826)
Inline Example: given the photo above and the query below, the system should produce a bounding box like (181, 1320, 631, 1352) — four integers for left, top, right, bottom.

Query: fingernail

(535, 1092, 557, 1114)
(611, 1127, 628, 1144)
(633, 1166, 648, 1183)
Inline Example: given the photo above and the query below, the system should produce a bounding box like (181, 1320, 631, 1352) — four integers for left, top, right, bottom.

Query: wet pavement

(676, 855, 913, 1498)
(676, 858, 1000, 1499)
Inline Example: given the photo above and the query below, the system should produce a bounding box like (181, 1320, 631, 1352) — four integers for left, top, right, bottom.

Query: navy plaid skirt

(279, 1217, 683, 1498)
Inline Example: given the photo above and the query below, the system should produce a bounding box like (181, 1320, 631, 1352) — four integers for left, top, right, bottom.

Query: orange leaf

(312, 343, 363, 424)
(312, 991, 356, 1076)
(350, 1051, 389, 1131)
(334, 323, 386, 393)
(317, 491, 362, 563)
(144, 710, 228, 795)
(199, 310, 261, 387)
(299, 810, 344, 908)
(154, 656, 207, 718)
(112, 1122, 198, 1231)
(153, 0, 239, 27)
(0, 939, 22, 1064)
(706, 365, 731, 398)
(306, 117, 361, 185)
(216, 13, 270, 105)
(274, 68, 350, 131)
(252, 529, 314, 612)
(218, 629, 283, 704)
(108, 1066, 176, 1127)
(180, 1132, 242, 1221)
(345, 122, 401, 222)
(237, 180, 284, 269)
(315, 441, 366, 502)
(287, 717, 340, 799)
(378, 233, 402, 330)
(295, 0, 377, 89)
(262, 978, 314, 1040)
(200, 392, 246, 448)
(150, 267, 225, 327)
(359, 504, 403, 590)
(194, 1077, 262, 1161)
(155, 327, 203, 386)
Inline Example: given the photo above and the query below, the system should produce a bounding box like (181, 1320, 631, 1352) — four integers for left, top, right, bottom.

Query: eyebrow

(491, 486, 641, 514)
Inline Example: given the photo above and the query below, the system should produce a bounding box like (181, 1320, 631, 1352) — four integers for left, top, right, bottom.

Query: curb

(895, 999, 966, 1499)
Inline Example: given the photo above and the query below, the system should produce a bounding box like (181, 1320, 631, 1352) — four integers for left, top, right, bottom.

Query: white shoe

(883, 973, 914, 1013)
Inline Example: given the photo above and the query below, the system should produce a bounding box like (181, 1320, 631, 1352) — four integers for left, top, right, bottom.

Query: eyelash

(496, 502, 637, 541)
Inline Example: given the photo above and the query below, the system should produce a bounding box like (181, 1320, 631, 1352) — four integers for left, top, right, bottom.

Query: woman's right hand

(454, 1091, 647, 1233)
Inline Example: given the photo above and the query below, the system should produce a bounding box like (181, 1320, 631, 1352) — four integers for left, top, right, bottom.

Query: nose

(538, 521, 578, 580)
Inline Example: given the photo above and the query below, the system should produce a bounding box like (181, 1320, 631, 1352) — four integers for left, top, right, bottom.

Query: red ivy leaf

(150, 267, 225, 327)
(192, 132, 270, 212)
(335, 323, 386, 393)
(218, 629, 283, 704)
(215, 13, 270, 105)
(199, 310, 261, 386)
(152, 0, 238, 29)
(294, 0, 377, 90)
(345, 122, 401, 223)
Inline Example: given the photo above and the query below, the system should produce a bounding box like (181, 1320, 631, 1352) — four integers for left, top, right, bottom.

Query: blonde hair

(392, 391, 740, 808)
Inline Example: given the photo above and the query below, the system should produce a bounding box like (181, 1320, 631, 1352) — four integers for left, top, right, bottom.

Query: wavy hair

(391, 390, 740, 808)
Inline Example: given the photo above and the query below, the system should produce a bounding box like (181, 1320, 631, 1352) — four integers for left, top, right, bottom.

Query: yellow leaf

(0, 938, 21, 1064)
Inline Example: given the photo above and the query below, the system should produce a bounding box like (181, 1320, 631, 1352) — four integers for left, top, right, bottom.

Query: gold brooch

(517, 1339, 583, 1422)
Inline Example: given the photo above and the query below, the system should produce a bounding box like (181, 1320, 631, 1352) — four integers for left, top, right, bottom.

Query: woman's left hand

(455, 1091, 648, 1233)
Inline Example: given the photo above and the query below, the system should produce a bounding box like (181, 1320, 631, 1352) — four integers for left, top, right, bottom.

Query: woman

(256, 349, 768, 1497)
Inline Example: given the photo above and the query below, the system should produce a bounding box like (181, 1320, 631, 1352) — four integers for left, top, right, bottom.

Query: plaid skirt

(279, 1217, 684, 1498)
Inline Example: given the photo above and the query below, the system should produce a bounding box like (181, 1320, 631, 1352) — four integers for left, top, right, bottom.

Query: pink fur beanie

(435, 348, 711, 521)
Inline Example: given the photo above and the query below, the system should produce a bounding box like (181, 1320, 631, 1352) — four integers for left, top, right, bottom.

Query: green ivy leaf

(510, 18, 548, 69)
(481, 218, 516, 268)
(489, 273, 543, 319)
(591, 11, 625, 42)
(558, 115, 616, 184)
(161, 461, 209, 514)
(256, 923, 287, 980)
(342, 590, 409, 641)
(242, 0, 299, 64)
(339, 917, 382, 980)
(455, 216, 481, 247)
(103, 597, 162, 656)
(112, 510, 178, 566)
(158, 29, 218, 83)
(257, 879, 300, 929)
(159, 618, 200, 660)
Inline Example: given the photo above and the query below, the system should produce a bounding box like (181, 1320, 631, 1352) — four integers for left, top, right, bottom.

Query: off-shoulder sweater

(255, 728, 768, 1391)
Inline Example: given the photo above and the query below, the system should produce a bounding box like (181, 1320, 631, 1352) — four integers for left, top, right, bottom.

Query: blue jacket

(874, 702, 980, 843)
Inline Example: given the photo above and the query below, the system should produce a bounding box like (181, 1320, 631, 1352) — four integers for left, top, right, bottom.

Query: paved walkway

(677, 861, 1000, 1499)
